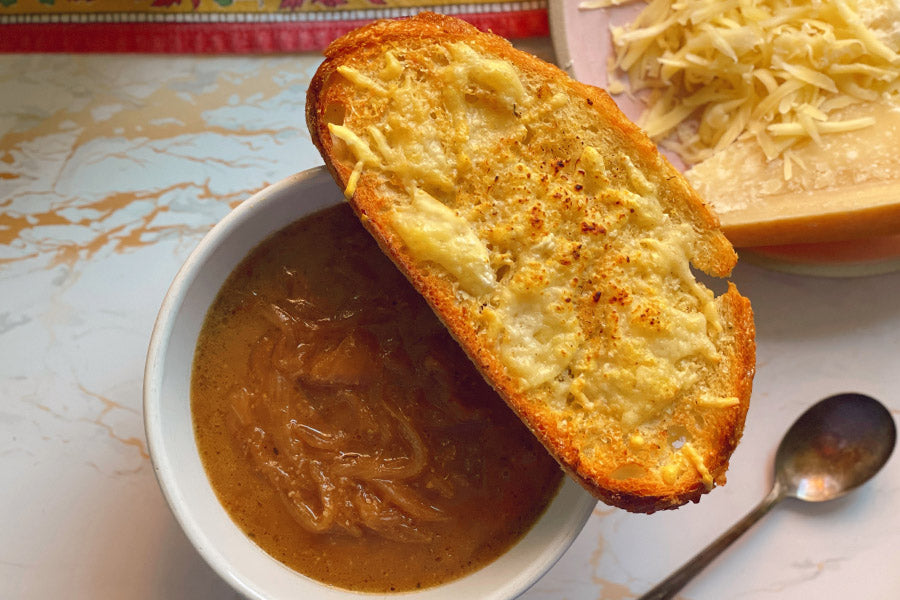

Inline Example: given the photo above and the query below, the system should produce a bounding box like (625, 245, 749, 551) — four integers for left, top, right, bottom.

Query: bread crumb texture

(311, 15, 754, 512)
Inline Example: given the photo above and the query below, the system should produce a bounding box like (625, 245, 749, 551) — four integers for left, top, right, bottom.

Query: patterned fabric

(0, 0, 549, 53)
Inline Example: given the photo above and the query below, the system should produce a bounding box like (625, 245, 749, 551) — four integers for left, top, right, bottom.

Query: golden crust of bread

(307, 12, 755, 513)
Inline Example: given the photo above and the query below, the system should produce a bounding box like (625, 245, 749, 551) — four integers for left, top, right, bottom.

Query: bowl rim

(143, 166, 597, 599)
(143, 169, 317, 599)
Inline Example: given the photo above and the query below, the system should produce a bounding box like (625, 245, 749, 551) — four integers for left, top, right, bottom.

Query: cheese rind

(686, 100, 900, 246)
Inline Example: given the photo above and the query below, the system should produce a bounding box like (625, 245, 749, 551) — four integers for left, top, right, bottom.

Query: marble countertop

(2, 40, 900, 600)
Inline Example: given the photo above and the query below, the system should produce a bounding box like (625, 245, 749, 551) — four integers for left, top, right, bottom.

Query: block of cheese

(688, 100, 900, 247)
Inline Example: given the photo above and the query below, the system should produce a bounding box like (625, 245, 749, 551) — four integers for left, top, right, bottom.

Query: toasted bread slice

(306, 13, 755, 513)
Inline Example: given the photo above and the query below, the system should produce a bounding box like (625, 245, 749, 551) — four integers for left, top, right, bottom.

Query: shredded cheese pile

(608, 0, 900, 172)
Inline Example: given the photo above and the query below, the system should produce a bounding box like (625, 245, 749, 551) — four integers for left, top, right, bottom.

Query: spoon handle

(637, 485, 783, 600)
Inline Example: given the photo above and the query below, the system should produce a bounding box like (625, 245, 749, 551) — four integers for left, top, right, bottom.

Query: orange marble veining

(0, 211, 70, 246)
(0, 185, 224, 267)
(0, 58, 313, 269)
(78, 385, 149, 461)
(588, 504, 640, 599)
(33, 392, 148, 466)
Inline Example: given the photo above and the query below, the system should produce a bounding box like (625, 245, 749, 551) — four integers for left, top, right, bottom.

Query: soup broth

(191, 204, 563, 592)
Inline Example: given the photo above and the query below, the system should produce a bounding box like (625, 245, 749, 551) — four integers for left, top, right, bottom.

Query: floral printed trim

(0, 0, 526, 14)
(0, 1, 549, 52)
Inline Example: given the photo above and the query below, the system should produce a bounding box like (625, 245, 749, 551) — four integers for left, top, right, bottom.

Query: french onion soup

(190, 204, 563, 592)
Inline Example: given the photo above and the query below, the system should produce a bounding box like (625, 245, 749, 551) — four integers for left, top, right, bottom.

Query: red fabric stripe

(0, 10, 549, 53)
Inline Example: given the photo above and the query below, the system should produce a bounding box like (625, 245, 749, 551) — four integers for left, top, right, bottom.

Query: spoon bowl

(640, 392, 896, 600)
(776, 393, 896, 502)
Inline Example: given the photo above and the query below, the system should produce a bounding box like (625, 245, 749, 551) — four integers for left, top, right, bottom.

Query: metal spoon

(639, 392, 896, 600)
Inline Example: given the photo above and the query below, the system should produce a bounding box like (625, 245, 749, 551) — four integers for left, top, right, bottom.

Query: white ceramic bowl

(143, 166, 597, 600)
